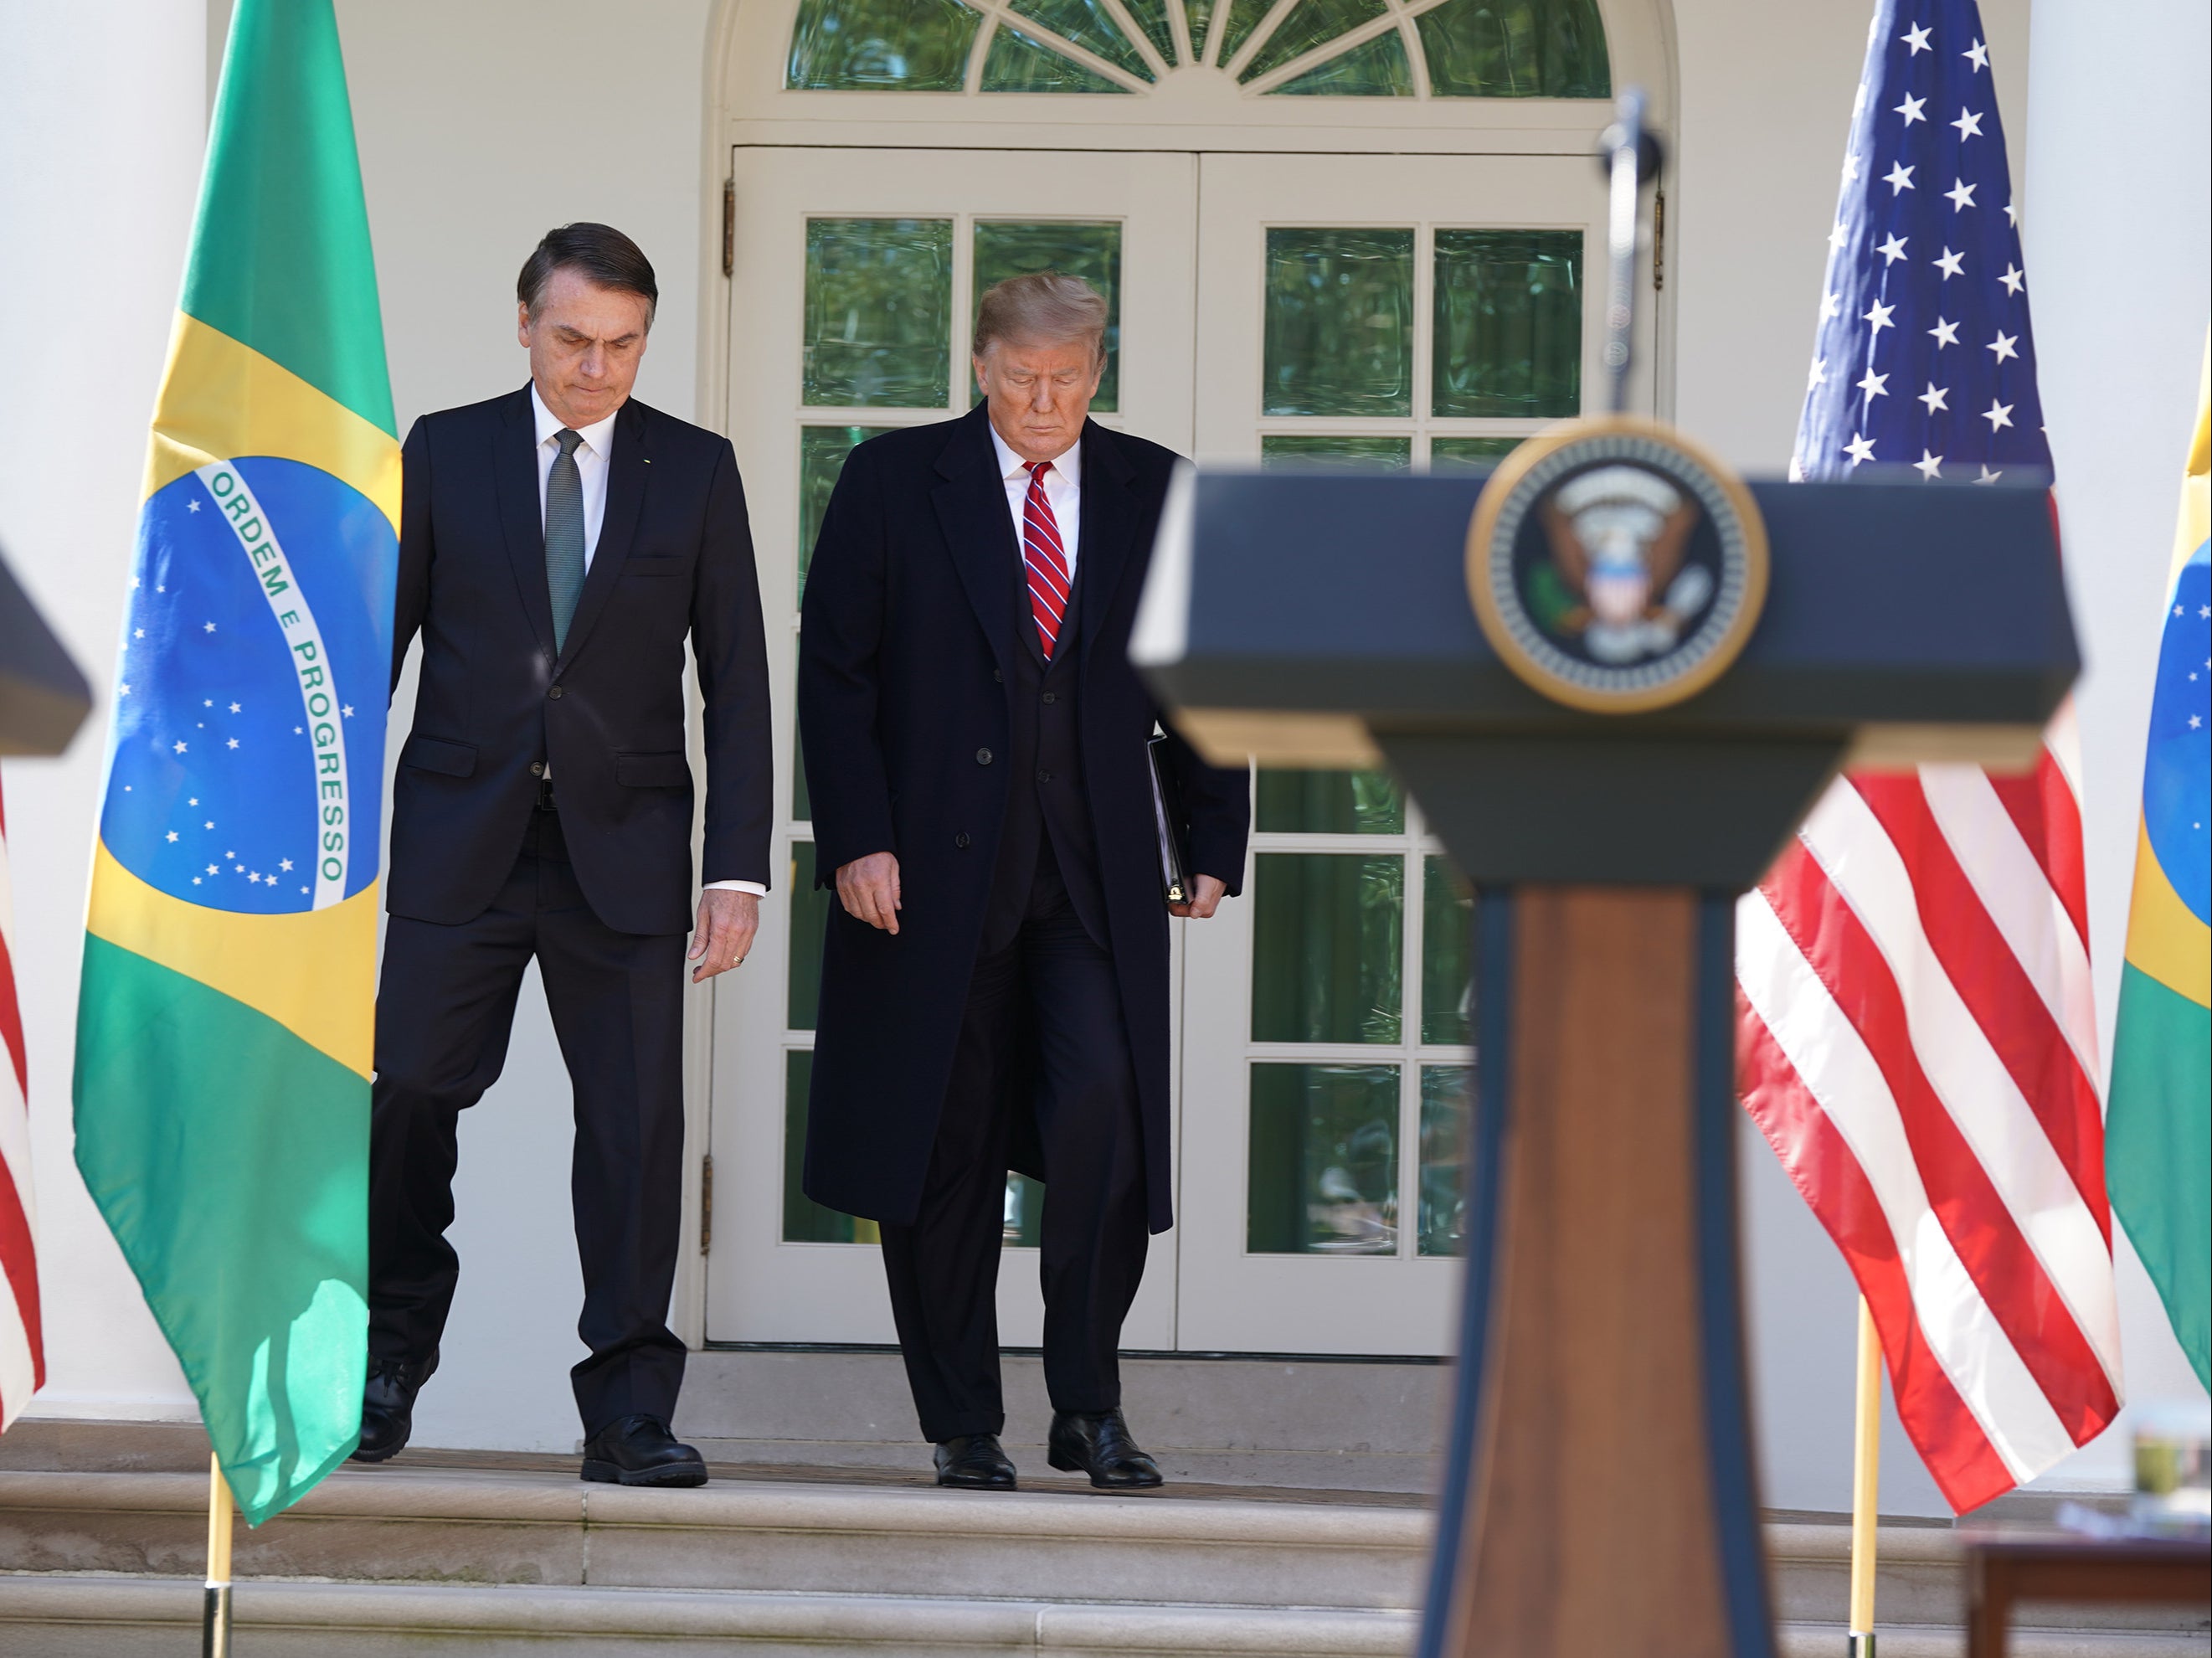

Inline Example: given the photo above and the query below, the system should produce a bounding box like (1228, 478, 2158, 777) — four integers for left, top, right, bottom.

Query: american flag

(0, 772, 41, 1431)
(1736, 0, 2121, 1512)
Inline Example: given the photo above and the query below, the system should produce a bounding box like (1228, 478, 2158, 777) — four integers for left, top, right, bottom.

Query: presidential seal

(1466, 415, 1768, 713)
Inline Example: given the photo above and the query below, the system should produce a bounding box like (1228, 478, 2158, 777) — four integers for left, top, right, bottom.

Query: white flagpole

(203, 1453, 234, 1657)
(1848, 1295, 1881, 1656)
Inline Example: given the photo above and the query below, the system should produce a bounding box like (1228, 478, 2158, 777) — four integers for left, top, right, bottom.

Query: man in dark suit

(354, 224, 771, 1486)
(800, 273, 1251, 1491)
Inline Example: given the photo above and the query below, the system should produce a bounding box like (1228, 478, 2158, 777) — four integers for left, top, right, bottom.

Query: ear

(517, 301, 533, 349)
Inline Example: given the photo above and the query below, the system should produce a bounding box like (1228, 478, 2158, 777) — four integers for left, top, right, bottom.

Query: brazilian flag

(2107, 342, 2212, 1391)
(73, 0, 395, 1525)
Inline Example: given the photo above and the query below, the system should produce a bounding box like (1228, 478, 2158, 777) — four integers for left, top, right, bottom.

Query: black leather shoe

(934, 1433, 1017, 1490)
(1048, 1408, 1164, 1490)
(580, 1415, 708, 1488)
(351, 1354, 436, 1465)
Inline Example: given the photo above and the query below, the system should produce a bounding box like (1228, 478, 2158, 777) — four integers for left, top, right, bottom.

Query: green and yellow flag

(73, 0, 396, 1525)
(2107, 341, 2211, 1391)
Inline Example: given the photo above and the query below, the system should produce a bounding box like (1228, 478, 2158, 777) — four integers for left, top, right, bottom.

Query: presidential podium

(1132, 458, 2076, 1658)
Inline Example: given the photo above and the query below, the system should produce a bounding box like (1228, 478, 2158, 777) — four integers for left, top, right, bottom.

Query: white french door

(1174, 152, 1618, 1354)
(712, 145, 1619, 1357)
(711, 146, 1198, 1345)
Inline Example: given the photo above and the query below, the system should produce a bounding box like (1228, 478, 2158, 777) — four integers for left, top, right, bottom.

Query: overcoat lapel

(495, 387, 557, 664)
(555, 399, 649, 669)
(931, 407, 1020, 682)
(1074, 420, 1141, 657)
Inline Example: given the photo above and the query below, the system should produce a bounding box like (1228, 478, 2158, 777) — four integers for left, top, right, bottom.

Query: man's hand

(836, 851, 902, 935)
(1170, 873, 1228, 920)
(689, 888, 760, 983)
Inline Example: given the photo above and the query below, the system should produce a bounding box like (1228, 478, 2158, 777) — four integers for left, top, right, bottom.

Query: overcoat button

(1042, 692, 1057, 704)
(975, 748, 993, 765)
(548, 685, 564, 700)
(993, 668, 1003, 683)
(529, 760, 546, 777)
(955, 833, 970, 849)
(1037, 770, 1052, 784)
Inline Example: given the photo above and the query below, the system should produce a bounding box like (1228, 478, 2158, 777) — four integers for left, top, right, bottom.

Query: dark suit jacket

(388, 387, 772, 935)
(797, 405, 1251, 1232)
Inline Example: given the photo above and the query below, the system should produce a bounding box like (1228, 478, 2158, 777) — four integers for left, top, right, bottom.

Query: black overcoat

(797, 406, 1251, 1233)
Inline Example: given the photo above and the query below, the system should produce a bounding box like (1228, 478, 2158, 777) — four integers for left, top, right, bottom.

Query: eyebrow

(555, 327, 640, 346)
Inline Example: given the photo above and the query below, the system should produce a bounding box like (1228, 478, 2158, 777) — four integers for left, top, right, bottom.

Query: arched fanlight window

(785, 0, 1612, 98)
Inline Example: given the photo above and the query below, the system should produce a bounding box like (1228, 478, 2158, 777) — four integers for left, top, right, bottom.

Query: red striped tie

(1021, 460, 1071, 659)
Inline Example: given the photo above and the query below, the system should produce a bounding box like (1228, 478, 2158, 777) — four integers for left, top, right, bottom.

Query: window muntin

(784, 0, 1610, 99)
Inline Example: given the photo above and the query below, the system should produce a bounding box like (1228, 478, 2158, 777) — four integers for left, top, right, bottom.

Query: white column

(0, 2, 211, 1423)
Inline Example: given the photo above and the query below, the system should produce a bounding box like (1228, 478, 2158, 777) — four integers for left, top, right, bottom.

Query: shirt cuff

(703, 880, 768, 897)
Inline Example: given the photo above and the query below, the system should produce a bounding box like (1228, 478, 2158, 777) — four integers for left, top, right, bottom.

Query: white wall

(0, 0, 208, 1424)
(2023, 0, 2212, 1474)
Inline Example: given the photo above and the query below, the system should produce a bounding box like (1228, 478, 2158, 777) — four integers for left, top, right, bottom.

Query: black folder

(1145, 733, 1192, 906)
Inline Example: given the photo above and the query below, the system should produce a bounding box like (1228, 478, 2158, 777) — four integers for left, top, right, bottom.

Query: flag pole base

(203, 1583, 233, 1657)
(1847, 1634, 1875, 1658)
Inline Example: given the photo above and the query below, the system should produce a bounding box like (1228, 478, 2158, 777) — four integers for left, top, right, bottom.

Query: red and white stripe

(1021, 461, 1071, 658)
(0, 772, 43, 1432)
(1737, 713, 2120, 1513)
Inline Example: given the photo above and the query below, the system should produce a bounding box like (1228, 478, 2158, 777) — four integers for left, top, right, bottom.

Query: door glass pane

(1255, 769, 1403, 833)
(972, 220, 1124, 413)
(1260, 434, 1412, 469)
(1431, 229, 1582, 419)
(1121, 0, 1176, 61)
(1241, 0, 1386, 81)
(786, 0, 980, 90)
(1430, 435, 1524, 471)
(1252, 852, 1403, 1043)
(1215, 0, 1268, 64)
(1263, 228, 1415, 418)
(803, 219, 953, 408)
(1421, 855, 1473, 1045)
(1418, 1064, 1472, 1257)
(1415, 0, 1612, 99)
(800, 425, 895, 592)
(787, 842, 831, 1030)
(1186, 0, 1218, 59)
(1004, 1174, 1045, 1247)
(784, 1050, 882, 1244)
(982, 23, 1131, 92)
(1008, 0, 1155, 80)
(1247, 1062, 1399, 1254)
(1271, 28, 1414, 95)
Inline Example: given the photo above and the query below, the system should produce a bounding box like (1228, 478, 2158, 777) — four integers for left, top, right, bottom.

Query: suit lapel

(932, 405, 1021, 681)
(1074, 420, 1140, 657)
(553, 399, 648, 670)
(495, 387, 557, 664)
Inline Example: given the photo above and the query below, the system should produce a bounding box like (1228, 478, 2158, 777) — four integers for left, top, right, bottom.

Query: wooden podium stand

(1133, 466, 2077, 1658)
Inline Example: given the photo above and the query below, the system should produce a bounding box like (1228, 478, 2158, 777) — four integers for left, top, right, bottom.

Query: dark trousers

(880, 840, 1150, 1443)
(368, 804, 689, 1435)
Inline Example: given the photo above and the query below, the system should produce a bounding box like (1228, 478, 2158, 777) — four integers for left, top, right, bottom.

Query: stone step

(0, 1575, 2203, 1658)
(1, 1460, 2203, 1654)
(0, 1465, 1431, 1613)
(671, 1350, 1448, 1495)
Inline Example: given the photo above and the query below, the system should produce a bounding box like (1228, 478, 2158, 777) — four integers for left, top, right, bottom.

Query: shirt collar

(530, 381, 620, 458)
(988, 420, 1082, 487)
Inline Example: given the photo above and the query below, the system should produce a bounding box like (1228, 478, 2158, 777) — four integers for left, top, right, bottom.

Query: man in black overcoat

(799, 273, 1250, 1491)
(356, 224, 773, 1486)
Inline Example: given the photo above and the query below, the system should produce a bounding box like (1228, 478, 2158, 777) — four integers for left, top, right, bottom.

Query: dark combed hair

(518, 223, 658, 328)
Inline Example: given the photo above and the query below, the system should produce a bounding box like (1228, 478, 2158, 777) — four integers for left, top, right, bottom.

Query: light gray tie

(544, 427, 586, 651)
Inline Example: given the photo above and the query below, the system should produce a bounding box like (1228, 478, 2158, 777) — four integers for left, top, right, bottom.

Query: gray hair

(973, 271, 1108, 361)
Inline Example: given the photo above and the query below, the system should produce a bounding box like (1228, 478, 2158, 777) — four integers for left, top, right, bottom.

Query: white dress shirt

(529, 384, 764, 899)
(531, 383, 616, 570)
(989, 423, 1081, 579)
